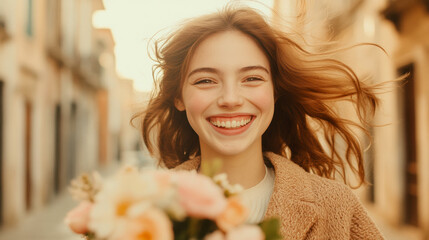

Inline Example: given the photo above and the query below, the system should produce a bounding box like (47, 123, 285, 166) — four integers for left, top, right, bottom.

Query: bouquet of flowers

(64, 163, 282, 240)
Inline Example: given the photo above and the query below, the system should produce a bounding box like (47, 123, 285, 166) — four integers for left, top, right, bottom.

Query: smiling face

(176, 30, 275, 159)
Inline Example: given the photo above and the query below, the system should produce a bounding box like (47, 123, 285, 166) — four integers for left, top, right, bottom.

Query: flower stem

(188, 218, 200, 238)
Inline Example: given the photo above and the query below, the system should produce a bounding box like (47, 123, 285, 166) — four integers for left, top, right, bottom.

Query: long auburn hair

(140, 5, 379, 186)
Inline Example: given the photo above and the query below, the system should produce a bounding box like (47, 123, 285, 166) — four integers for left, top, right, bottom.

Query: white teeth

(210, 117, 252, 129)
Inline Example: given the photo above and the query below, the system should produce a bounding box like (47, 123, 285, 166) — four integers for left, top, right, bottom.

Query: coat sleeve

(349, 195, 385, 240)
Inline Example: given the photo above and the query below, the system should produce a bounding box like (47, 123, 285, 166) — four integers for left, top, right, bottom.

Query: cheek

(182, 89, 214, 122)
(250, 86, 275, 114)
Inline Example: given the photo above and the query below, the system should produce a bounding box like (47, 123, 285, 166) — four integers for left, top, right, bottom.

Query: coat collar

(174, 152, 319, 239)
(263, 152, 318, 239)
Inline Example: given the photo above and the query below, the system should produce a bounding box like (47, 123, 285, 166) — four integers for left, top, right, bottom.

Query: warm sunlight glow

(94, 0, 274, 92)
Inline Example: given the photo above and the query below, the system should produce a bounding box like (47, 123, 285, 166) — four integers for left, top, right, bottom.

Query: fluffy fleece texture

(174, 152, 384, 239)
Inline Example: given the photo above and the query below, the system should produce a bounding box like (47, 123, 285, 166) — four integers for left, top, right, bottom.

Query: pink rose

(174, 171, 227, 219)
(226, 225, 265, 240)
(64, 201, 93, 234)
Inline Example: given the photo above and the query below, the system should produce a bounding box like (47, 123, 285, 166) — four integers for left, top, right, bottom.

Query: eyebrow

(239, 65, 270, 74)
(187, 68, 219, 79)
(187, 65, 270, 79)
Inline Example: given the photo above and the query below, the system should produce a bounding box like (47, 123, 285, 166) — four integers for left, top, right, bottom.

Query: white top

(239, 164, 275, 224)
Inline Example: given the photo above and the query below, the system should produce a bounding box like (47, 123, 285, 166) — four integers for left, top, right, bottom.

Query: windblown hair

(140, 6, 380, 186)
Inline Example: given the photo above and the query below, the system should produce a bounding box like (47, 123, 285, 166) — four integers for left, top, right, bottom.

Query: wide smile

(207, 115, 255, 135)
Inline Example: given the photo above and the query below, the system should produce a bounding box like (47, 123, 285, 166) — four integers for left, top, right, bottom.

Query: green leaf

(259, 218, 283, 240)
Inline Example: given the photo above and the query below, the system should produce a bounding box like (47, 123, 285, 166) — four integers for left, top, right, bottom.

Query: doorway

(24, 101, 33, 211)
(67, 102, 77, 182)
(398, 63, 418, 226)
(54, 104, 61, 194)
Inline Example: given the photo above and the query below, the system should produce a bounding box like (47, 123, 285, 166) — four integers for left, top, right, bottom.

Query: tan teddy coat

(174, 152, 384, 239)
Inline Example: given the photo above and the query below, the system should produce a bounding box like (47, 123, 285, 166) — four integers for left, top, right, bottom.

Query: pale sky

(93, 0, 274, 92)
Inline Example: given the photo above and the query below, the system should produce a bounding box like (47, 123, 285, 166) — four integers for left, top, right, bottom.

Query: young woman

(140, 5, 384, 239)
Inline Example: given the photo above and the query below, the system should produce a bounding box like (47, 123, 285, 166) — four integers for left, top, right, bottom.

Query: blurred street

(0, 160, 122, 240)
(368, 207, 425, 240)
(0, 191, 79, 240)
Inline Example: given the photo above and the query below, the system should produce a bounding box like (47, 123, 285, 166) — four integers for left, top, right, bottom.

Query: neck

(200, 145, 266, 189)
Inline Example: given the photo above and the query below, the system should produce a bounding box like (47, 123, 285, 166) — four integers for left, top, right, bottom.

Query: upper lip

(206, 113, 255, 118)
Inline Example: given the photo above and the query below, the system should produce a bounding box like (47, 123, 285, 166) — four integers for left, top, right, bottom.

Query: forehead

(187, 31, 270, 73)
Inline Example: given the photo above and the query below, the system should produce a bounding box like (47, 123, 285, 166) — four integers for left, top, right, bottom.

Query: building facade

(273, 0, 429, 238)
(0, 0, 133, 226)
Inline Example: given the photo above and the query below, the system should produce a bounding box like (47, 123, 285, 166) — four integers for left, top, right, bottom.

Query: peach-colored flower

(226, 225, 265, 240)
(89, 169, 159, 238)
(174, 171, 227, 219)
(64, 201, 93, 234)
(216, 197, 248, 231)
(204, 230, 226, 240)
(116, 208, 173, 240)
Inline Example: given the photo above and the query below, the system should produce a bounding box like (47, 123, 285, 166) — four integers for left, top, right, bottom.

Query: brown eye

(193, 79, 216, 85)
(246, 77, 263, 82)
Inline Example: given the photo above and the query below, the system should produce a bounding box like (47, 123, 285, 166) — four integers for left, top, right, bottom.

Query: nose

(217, 82, 244, 108)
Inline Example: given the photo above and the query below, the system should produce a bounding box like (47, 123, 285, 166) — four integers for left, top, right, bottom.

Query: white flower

(69, 172, 102, 202)
(88, 166, 159, 238)
(213, 173, 244, 196)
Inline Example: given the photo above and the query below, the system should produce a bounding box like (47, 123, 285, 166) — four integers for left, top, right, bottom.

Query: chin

(211, 145, 250, 157)
(200, 136, 260, 159)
